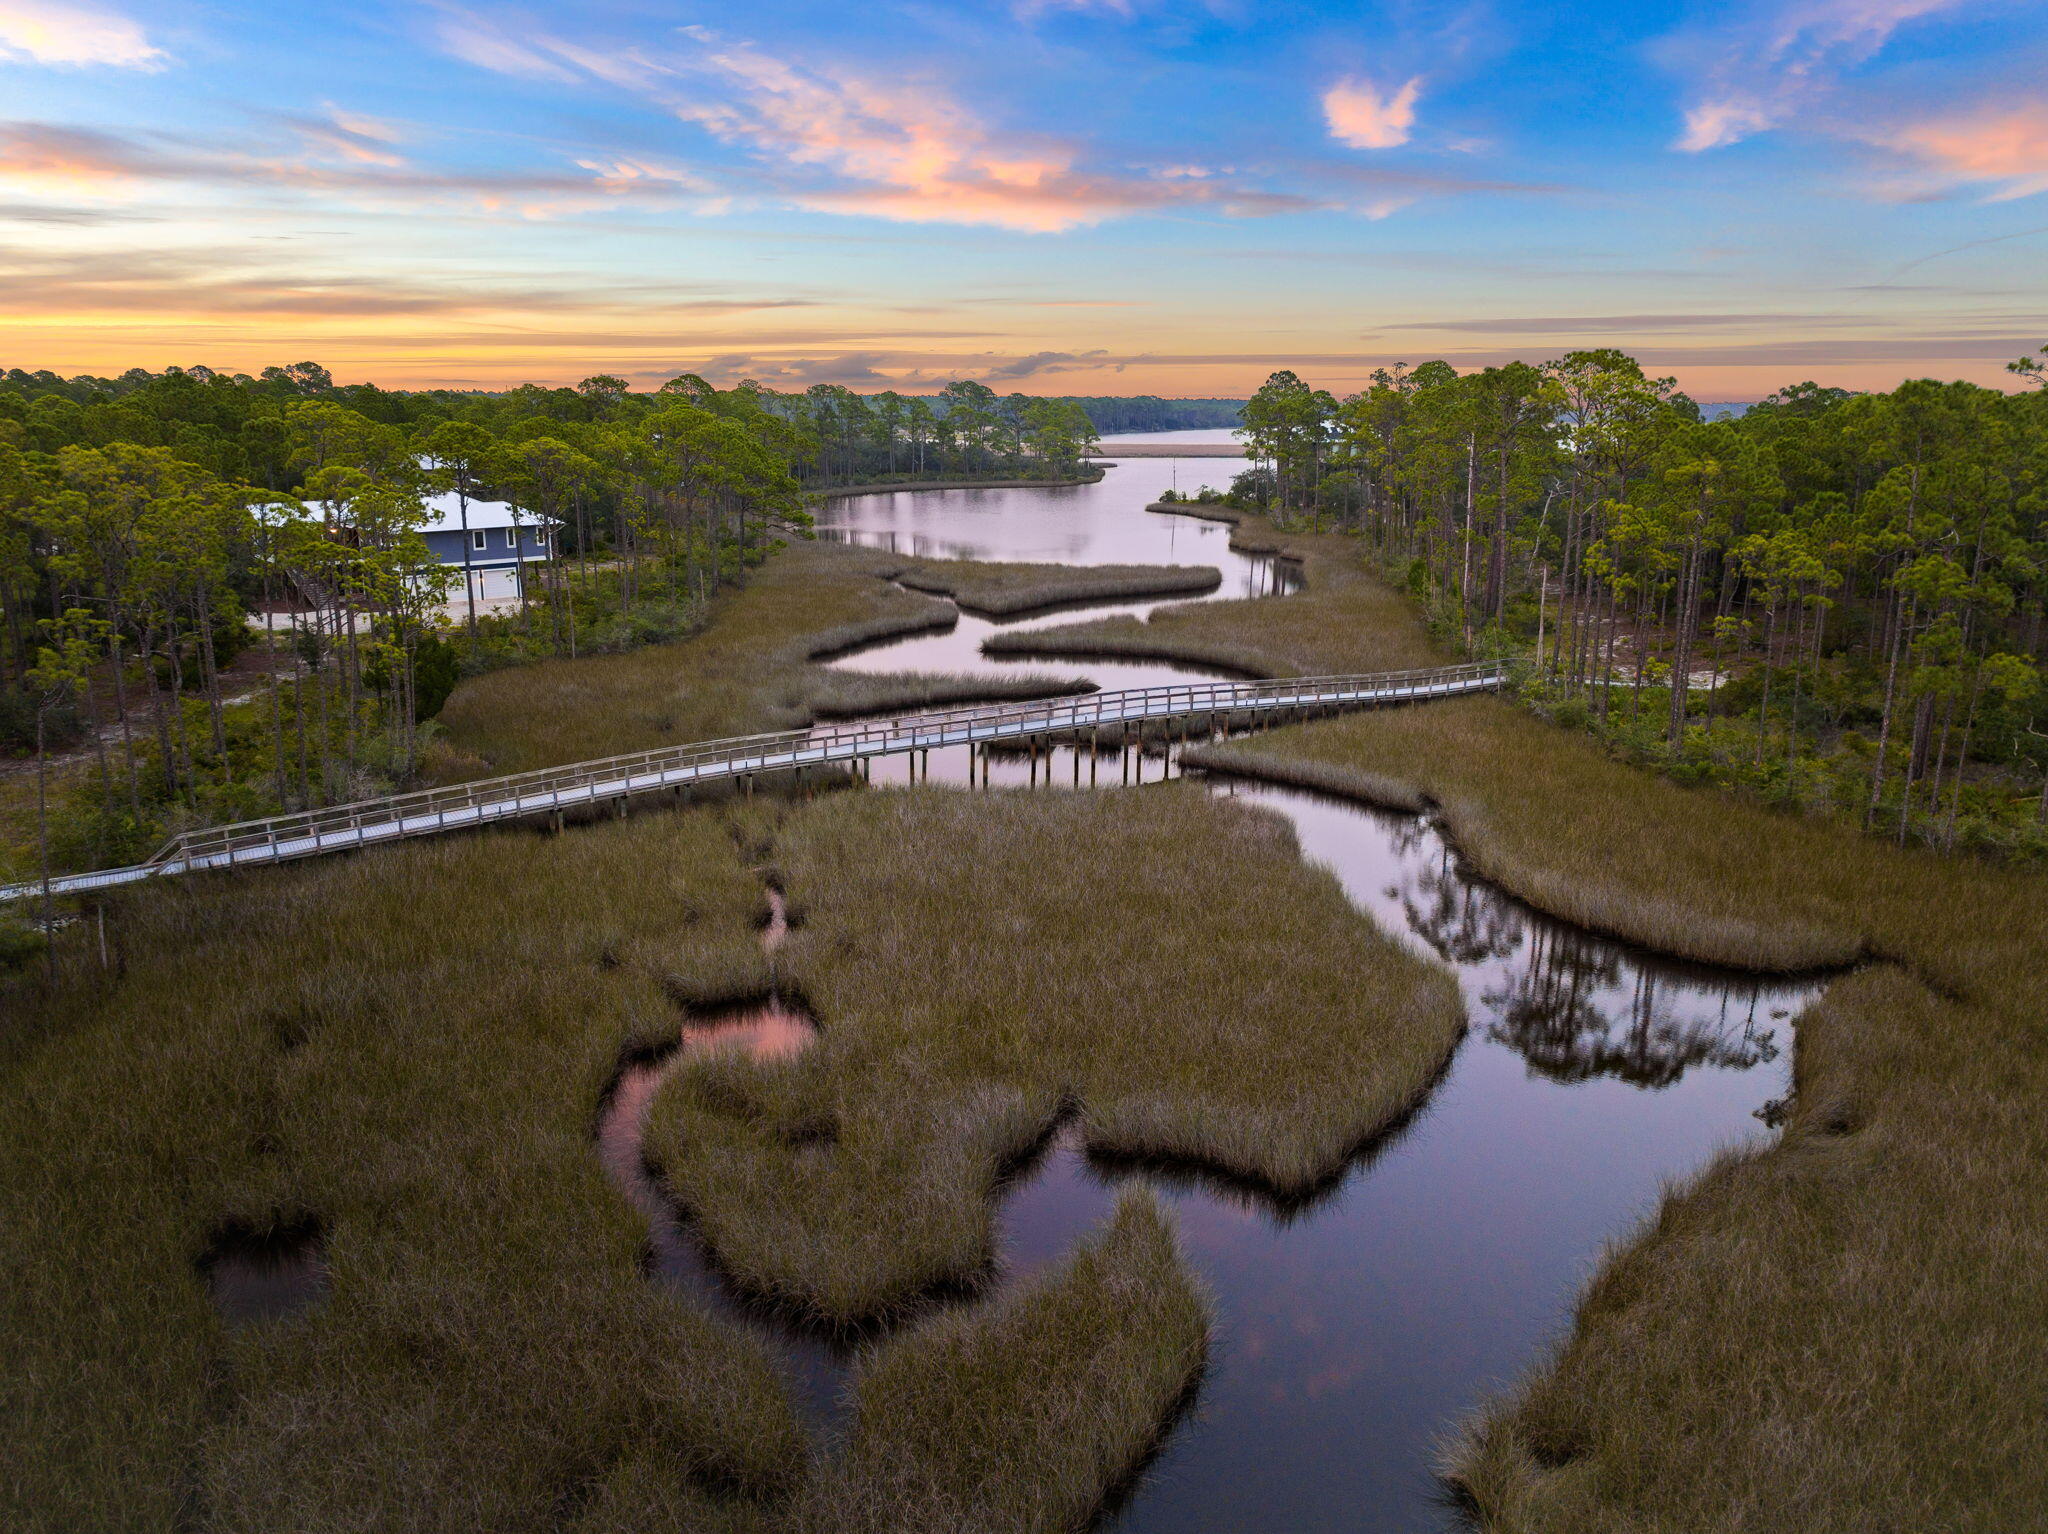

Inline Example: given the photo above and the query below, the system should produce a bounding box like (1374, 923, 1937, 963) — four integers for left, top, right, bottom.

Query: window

(471, 529, 486, 551)
(506, 527, 520, 550)
(533, 524, 548, 545)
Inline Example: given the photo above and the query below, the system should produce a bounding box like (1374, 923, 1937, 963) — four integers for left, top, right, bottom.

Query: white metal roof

(415, 492, 531, 533)
(296, 491, 555, 533)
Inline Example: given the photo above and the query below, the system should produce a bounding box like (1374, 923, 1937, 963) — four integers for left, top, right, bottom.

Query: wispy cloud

(982, 348, 1109, 378)
(0, 118, 716, 216)
(1667, 0, 1965, 152)
(278, 106, 409, 170)
(673, 30, 1129, 231)
(0, 0, 161, 69)
(1323, 76, 1423, 150)
(0, 241, 831, 320)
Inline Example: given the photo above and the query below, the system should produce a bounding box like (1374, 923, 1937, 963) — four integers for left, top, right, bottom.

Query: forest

(1195, 353, 2048, 857)
(0, 365, 1102, 900)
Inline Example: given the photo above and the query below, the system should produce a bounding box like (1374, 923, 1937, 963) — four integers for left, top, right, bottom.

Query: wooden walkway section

(0, 662, 1504, 903)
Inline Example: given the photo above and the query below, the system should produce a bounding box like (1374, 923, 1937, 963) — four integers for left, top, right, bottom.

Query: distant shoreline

(1086, 443, 1246, 458)
(812, 470, 1106, 499)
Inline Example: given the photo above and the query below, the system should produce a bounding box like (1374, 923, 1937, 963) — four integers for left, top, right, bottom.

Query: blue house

(413, 492, 555, 604)
(411, 497, 557, 606)
(287, 488, 559, 610)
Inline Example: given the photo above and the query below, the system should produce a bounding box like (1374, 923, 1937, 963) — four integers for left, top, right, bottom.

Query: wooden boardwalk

(0, 662, 1504, 903)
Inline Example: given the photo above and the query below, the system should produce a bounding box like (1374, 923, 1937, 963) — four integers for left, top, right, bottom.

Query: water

(800, 461, 1824, 1531)
(814, 443, 1248, 567)
(592, 888, 851, 1426)
(197, 1217, 328, 1325)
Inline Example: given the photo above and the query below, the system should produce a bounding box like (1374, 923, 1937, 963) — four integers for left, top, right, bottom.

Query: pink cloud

(287, 107, 408, 170)
(1873, 101, 2048, 200)
(1323, 76, 1423, 151)
(0, 0, 160, 69)
(434, 16, 1332, 230)
(673, 34, 1161, 231)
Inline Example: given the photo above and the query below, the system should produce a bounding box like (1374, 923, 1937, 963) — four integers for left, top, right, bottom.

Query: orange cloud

(0, 0, 160, 69)
(1877, 101, 2048, 200)
(675, 34, 1184, 231)
(1323, 76, 1423, 151)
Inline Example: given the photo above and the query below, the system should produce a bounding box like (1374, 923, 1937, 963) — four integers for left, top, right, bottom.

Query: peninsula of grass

(981, 513, 1438, 680)
(811, 468, 1104, 500)
(800, 1193, 1207, 1534)
(888, 558, 1223, 617)
(647, 785, 1462, 1326)
(432, 539, 1089, 780)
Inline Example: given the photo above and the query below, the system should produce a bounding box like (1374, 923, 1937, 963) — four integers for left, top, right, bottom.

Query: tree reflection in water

(1385, 815, 1785, 1090)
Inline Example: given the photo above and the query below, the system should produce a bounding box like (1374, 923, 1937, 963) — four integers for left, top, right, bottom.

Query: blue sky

(1, 0, 2043, 397)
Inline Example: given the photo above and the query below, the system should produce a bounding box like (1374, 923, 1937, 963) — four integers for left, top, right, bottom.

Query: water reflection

(1346, 798, 1792, 1090)
(1488, 929, 1783, 1089)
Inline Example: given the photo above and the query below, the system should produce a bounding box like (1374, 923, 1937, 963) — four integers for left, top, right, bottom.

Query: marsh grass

(1, 792, 1240, 1533)
(430, 541, 1102, 782)
(890, 559, 1222, 617)
(1179, 741, 1429, 814)
(806, 670, 1096, 720)
(0, 813, 810, 1532)
(647, 786, 1462, 1326)
(796, 1194, 1208, 1534)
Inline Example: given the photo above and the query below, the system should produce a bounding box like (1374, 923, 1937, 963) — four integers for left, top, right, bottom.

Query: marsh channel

(609, 431, 1825, 1533)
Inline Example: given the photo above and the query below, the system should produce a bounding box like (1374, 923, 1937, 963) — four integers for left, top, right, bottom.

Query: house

(412, 492, 555, 603)
(291, 490, 558, 605)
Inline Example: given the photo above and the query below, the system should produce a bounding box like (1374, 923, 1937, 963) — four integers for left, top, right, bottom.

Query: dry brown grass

(805, 669, 1095, 720)
(890, 559, 1222, 616)
(648, 785, 1462, 1326)
(0, 797, 1229, 1534)
(0, 812, 808, 1534)
(795, 1194, 1207, 1534)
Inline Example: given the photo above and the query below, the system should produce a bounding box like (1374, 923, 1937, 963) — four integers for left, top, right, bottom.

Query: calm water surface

(654, 462, 1820, 1530)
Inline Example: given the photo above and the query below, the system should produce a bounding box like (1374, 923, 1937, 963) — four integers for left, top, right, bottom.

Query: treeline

(1210, 355, 2048, 856)
(0, 362, 1236, 490)
(1060, 396, 1244, 434)
(764, 381, 1099, 488)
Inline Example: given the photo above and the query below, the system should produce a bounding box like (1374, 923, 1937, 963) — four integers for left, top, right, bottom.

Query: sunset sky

(1, 0, 2043, 399)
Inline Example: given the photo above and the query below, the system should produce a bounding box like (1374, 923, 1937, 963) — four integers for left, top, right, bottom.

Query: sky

(0, 0, 2044, 400)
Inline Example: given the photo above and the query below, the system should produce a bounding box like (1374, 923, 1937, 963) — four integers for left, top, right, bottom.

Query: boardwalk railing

(0, 662, 1505, 903)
